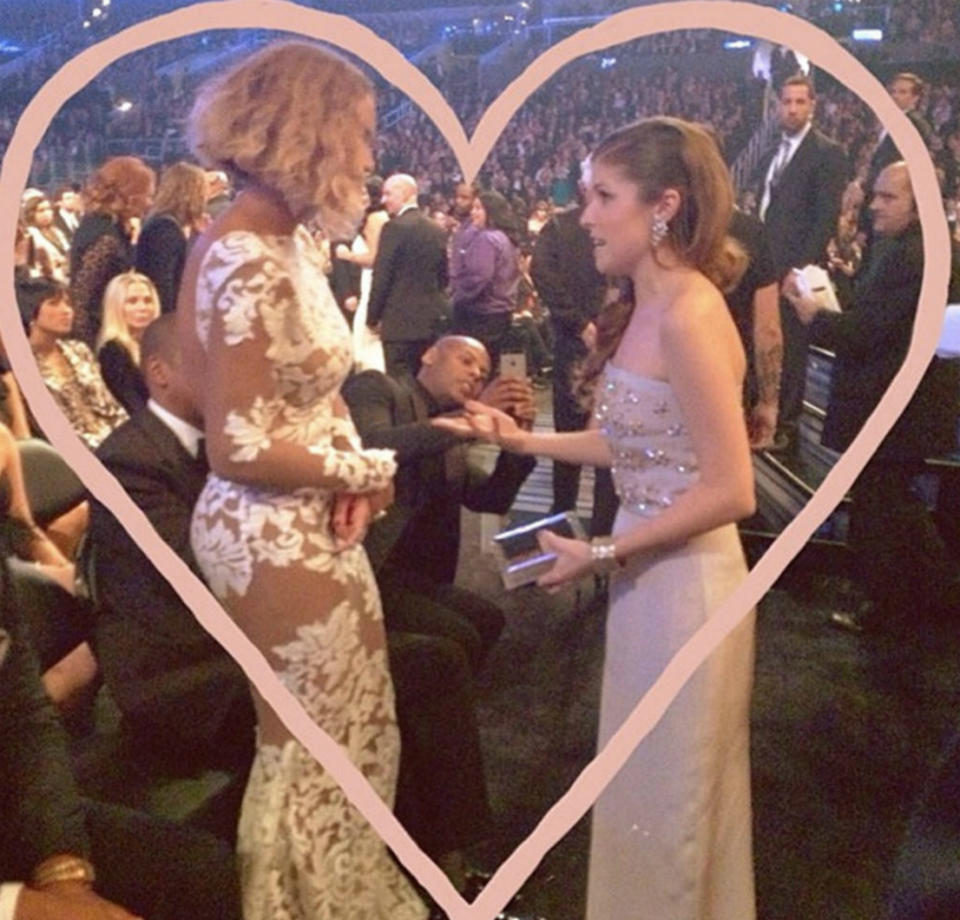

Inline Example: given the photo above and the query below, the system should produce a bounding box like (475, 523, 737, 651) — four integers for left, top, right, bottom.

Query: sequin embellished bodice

(594, 364, 698, 518)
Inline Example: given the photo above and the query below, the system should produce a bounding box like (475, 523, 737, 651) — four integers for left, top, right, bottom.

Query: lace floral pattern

(189, 228, 423, 920)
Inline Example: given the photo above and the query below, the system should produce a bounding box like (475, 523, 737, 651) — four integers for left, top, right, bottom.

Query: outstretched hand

(535, 529, 594, 592)
(431, 400, 527, 451)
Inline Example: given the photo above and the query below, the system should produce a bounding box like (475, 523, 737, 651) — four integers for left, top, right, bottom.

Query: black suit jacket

(530, 206, 606, 337)
(342, 370, 536, 583)
(88, 409, 253, 758)
(0, 603, 89, 881)
(757, 126, 848, 277)
(135, 213, 188, 315)
(868, 108, 934, 189)
(53, 208, 77, 244)
(366, 208, 449, 342)
(809, 222, 960, 461)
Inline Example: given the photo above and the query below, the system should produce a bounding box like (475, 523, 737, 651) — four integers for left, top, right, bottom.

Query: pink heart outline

(0, 3, 950, 919)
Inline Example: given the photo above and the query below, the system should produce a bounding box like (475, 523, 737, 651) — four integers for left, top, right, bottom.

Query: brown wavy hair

(84, 156, 156, 219)
(150, 161, 208, 229)
(578, 117, 746, 401)
(187, 41, 374, 237)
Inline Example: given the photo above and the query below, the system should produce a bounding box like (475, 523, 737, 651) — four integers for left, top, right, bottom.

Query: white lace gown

(189, 228, 426, 920)
(349, 233, 385, 373)
(586, 364, 756, 920)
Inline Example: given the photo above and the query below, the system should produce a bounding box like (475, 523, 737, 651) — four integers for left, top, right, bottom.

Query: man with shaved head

(367, 173, 450, 379)
(343, 335, 535, 891)
(786, 161, 960, 633)
(343, 334, 536, 666)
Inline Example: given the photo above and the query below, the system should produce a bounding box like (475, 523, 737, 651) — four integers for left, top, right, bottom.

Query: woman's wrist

(590, 536, 625, 574)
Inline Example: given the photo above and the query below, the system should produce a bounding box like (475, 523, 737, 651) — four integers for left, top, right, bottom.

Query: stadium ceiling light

(102, 0, 111, 5)
(115, 99, 132, 112)
(92, 7, 102, 17)
(83, 20, 91, 27)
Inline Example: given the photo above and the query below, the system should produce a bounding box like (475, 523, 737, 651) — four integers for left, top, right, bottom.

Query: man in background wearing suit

(87, 315, 256, 781)
(531, 181, 616, 537)
(869, 73, 934, 184)
(52, 185, 81, 244)
(757, 72, 847, 454)
(367, 173, 449, 379)
(786, 161, 960, 633)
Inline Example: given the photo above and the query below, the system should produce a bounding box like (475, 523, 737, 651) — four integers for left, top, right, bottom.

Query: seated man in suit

(86, 314, 256, 779)
(88, 318, 494, 890)
(343, 335, 537, 671)
(0, 583, 242, 920)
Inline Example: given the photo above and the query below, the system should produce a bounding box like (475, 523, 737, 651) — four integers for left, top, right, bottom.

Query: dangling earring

(650, 214, 669, 248)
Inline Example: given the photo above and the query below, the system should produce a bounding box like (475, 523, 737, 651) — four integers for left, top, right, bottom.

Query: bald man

(367, 174, 449, 379)
(786, 161, 960, 632)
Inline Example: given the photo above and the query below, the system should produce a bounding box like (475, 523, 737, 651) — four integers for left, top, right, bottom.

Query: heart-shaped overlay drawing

(0, 2, 951, 917)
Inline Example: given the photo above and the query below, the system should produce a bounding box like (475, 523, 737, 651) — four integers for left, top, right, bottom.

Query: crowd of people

(2, 10, 960, 920)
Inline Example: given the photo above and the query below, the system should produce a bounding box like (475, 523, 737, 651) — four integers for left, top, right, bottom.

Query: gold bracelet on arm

(31, 854, 96, 888)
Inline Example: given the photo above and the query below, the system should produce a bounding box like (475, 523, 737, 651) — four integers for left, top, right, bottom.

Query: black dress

(98, 340, 149, 415)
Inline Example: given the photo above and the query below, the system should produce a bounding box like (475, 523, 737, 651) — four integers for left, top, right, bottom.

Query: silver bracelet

(590, 536, 623, 575)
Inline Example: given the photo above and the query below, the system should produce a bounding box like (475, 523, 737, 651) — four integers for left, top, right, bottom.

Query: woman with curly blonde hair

(437, 117, 757, 920)
(70, 156, 155, 344)
(178, 41, 425, 920)
(96, 271, 161, 413)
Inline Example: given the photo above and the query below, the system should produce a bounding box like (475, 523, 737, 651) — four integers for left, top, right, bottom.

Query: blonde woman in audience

(96, 270, 161, 413)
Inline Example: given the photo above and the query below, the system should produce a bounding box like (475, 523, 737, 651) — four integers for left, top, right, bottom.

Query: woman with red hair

(69, 156, 155, 345)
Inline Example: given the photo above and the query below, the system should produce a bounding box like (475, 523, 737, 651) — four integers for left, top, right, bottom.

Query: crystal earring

(650, 215, 669, 248)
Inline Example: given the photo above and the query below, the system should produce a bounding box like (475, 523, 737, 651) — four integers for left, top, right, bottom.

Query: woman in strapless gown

(178, 43, 425, 920)
(437, 117, 757, 919)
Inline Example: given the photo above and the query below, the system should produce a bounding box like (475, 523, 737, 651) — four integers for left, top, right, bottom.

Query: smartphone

(499, 351, 527, 380)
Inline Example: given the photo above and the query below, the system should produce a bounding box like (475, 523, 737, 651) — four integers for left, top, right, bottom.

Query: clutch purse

(493, 511, 586, 590)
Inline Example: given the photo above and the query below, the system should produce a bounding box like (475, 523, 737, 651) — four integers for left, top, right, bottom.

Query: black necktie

(195, 437, 209, 473)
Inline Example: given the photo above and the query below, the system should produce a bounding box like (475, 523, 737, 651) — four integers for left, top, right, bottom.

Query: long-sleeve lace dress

(188, 227, 426, 920)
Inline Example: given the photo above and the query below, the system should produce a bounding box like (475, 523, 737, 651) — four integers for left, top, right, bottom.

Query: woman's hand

(431, 400, 527, 451)
(330, 493, 372, 550)
(535, 530, 594, 592)
(330, 483, 394, 550)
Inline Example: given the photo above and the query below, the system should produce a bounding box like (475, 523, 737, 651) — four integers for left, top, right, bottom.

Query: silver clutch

(493, 511, 586, 590)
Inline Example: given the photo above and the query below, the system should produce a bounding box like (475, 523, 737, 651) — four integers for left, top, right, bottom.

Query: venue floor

(453, 390, 960, 920)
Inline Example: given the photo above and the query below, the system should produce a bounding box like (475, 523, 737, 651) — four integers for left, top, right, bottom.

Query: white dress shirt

(147, 399, 204, 459)
(760, 119, 813, 220)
